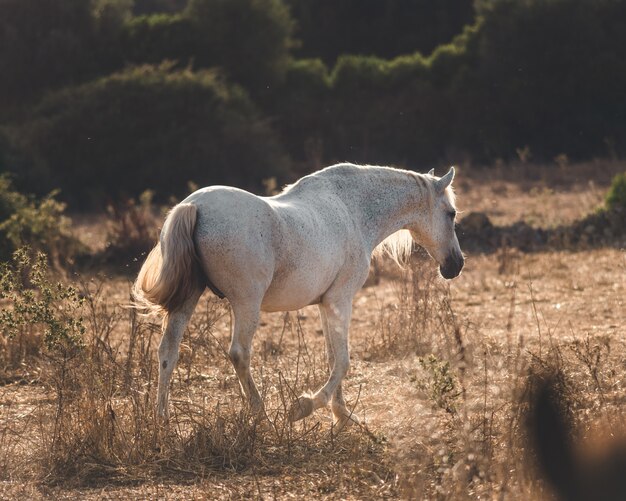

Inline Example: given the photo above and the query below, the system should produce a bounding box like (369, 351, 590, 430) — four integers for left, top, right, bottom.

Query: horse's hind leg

(289, 299, 352, 422)
(156, 288, 202, 420)
(229, 301, 264, 415)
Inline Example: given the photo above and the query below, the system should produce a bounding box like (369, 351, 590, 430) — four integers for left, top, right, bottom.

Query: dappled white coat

(134, 163, 463, 427)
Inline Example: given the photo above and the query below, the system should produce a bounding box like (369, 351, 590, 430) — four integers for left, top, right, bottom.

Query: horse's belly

(260, 293, 319, 312)
(260, 267, 332, 312)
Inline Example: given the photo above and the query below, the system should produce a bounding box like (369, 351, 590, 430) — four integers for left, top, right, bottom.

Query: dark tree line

(286, 0, 474, 63)
(1, 0, 625, 208)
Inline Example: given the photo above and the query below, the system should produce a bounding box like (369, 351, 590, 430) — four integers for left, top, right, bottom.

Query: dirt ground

(1, 161, 625, 500)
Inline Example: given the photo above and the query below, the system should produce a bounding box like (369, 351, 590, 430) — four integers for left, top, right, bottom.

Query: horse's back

(182, 181, 367, 311)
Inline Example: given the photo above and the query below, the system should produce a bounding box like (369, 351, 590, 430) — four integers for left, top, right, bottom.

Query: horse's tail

(133, 203, 203, 317)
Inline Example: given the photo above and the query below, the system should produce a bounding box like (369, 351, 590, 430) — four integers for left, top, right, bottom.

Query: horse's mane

(280, 163, 450, 268)
(372, 229, 415, 267)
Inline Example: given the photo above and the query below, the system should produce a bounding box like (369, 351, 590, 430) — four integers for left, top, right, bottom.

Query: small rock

(461, 212, 493, 232)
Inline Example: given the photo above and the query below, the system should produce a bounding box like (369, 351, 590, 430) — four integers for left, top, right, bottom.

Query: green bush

(0, 249, 85, 353)
(122, 13, 196, 66)
(414, 354, 460, 415)
(119, 0, 295, 93)
(0, 175, 78, 263)
(9, 64, 289, 208)
(0, 249, 85, 377)
(283, 59, 329, 92)
(0, 0, 295, 112)
(269, 0, 626, 167)
(270, 32, 477, 168)
(606, 172, 626, 211)
(4, 0, 626, 202)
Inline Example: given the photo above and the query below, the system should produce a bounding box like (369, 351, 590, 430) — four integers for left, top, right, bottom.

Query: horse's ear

(435, 166, 455, 193)
(428, 168, 435, 176)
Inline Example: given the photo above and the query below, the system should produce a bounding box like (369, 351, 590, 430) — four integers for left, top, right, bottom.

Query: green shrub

(414, 354, 460, 415)
(10, 64, 290, 208)
(283, 59, 329, 92)
(122, 13, 196, 65)
(268, 22, 481, 168)
(466, 0, 626, 160)
(606, 172, 626, 211)
(119, 0, 294, 93)
(272, 0, 626, 167)
(0, 249, 85, 375)
(331, 55, 391, 91)
(0, 175, 78, 263)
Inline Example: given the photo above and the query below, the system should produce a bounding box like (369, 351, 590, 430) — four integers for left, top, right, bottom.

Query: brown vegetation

(1, 163, 625, 499)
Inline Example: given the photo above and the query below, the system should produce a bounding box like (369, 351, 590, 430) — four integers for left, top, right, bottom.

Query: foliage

(270, 0, 626, 168)
(0, 0, 96, 107)
(415, 354, 461, 414)
(185, 0, 294, 92)
(122, 0, 294, 92)
(269, 24, 479, 167)
(0, 249, 85, 374)
(465, 0, 626, 160)
(605, 172, 626, 211)
(0, 175, 78, 263)
(8, 64, 289, 208)
(122, 13, 196, 66)
(0, 0, 293, 110)
(286, 0, 475, 64)
(92, 0, 134, 25)
(3, 0, 626, 205)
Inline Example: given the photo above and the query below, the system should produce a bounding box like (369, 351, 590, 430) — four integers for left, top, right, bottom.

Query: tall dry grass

(362, 251, 626, 500)
(0, 255, 385, 492)
(1, 247, 625, 499)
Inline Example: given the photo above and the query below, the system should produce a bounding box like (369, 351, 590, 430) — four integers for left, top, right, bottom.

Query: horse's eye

(448, 210, 456, 221)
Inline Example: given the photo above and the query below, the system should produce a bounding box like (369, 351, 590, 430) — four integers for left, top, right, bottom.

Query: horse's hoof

(332, 411, 360, 432)
(289, 395, 314, 422)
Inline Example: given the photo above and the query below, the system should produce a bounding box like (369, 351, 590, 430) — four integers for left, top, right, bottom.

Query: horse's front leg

(229, 301, 264, 416)
(157, 289, 202, 421)
(289, 299, 352, 422)
(318, 304, 360, 428)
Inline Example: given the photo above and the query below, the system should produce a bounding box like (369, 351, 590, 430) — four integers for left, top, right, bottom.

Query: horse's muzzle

(439, 252, 464, 279)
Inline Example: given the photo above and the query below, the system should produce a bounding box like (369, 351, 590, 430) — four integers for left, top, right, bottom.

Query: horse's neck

(338, 168, 429, 251)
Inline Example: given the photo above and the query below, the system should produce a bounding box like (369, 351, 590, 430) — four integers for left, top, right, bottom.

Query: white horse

(133, 163, 464, 427)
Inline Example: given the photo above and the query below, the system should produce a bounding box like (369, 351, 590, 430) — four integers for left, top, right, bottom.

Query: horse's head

(408, 167, 464, 279)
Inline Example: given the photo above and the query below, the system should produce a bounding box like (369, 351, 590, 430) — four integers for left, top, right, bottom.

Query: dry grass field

(1, 161, 625, 500)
